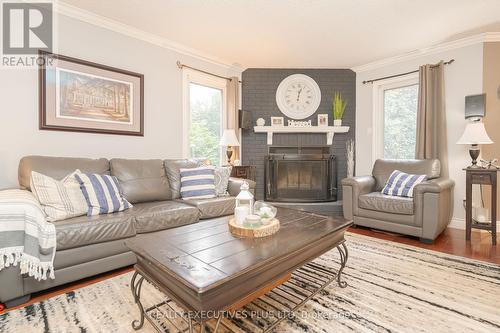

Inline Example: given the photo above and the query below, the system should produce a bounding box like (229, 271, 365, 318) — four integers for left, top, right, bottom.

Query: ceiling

(60, 0, 500, 69)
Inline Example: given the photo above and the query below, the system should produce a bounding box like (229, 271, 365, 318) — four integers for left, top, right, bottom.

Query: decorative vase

(346, 139, 355, 178)
(334, 119, 342, 126)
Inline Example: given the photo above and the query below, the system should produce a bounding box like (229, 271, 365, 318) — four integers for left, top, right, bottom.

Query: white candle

(235, 205, 249, 225)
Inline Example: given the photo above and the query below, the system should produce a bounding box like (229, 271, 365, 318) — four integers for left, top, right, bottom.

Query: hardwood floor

(0, 227, 497, 314)
(349, 226, 499, 264)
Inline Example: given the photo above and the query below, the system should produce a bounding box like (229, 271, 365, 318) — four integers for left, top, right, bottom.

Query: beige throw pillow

(30, 170, 88, 221)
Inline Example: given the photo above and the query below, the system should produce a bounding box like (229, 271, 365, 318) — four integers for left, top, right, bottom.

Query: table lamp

(220, 129, 240, 165)
(456, 121, 493, 168)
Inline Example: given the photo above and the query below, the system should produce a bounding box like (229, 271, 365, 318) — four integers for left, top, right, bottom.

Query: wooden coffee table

(126, 208, 352, 333)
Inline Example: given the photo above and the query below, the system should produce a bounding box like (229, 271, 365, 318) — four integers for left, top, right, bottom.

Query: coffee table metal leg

(187, 316, 193, 333)
(131, 271, 146, 330)
(213, 314, 223, 333)
(336, 242, 348, 288)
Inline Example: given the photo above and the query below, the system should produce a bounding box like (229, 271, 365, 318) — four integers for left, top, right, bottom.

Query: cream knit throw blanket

(0, 189, 56, 280)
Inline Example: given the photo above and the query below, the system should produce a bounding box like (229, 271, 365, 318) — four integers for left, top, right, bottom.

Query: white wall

(355, 43, 484, 222)
(0, 14, 241, 189)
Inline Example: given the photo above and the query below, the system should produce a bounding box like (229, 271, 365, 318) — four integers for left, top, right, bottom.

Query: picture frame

(39, 50, 144, 136)
(271, 117, 284, 127)
(318, 114, 329, 127)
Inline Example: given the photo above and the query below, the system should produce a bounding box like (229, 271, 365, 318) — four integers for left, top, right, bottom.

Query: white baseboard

(448, 217, 500, 230)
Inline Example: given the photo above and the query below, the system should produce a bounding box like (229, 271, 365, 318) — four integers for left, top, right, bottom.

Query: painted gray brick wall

(241, 68, 356, 201)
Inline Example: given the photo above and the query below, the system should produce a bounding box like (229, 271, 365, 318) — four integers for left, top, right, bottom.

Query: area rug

(1, 233, 499, 333)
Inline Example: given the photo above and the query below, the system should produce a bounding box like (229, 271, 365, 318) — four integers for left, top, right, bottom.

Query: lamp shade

(219, 129, 240, 146)
(456, 122, 493, 145)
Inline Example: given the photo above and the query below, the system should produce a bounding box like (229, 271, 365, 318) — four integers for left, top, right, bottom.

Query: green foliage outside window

(383, 84, 418, 160)
(189, 83, 222, 166)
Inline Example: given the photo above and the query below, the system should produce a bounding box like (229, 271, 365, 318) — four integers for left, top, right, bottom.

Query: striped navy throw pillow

(180, 166, 216, 200)
(74, 173, 132, 216)
(381, 170, 427, 198)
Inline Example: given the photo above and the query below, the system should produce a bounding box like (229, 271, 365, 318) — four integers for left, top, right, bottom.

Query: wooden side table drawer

(470, 173, 492, 184)
(231, 166, 256, 182)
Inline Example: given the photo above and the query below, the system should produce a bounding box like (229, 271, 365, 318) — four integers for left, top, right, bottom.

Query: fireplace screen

(265, 147, 337, 203)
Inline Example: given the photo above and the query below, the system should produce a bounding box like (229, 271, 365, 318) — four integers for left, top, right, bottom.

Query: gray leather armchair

(342, 159, 454, 242)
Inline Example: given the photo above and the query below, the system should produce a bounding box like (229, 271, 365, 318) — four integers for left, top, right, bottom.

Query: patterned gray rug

(1, 233, 499, 333)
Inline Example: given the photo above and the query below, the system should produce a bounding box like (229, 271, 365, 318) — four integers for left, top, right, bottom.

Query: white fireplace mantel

(253, 126, 349, 145)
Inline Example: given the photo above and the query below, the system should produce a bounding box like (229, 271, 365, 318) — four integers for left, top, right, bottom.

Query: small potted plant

(332, 92, 347, 126)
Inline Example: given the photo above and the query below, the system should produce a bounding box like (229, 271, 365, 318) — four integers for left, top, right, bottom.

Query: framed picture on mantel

(38, 50, 144, 136)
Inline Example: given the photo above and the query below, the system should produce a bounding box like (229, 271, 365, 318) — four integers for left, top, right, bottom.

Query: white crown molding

(352, 32, 500, 73)
(55, 2, 244, 72)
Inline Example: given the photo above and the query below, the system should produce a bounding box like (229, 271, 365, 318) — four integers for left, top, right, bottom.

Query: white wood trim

(55, 2, 243, 72)
(352, 32, 500, 73)
(182, 69, 227, 164)
(371, 74, 419, 165)
(254, 126, 349, 145)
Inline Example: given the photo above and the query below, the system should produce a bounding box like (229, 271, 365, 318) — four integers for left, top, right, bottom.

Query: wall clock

(276, 74, 321, 119)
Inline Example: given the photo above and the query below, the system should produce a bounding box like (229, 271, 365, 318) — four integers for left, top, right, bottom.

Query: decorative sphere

(256, 118, 265, 126)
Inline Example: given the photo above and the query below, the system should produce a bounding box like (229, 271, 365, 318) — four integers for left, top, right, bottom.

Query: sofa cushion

(180, 166, 216, 200)
(164, 159, 206, 199)
(131, 201, 200, 233)
(372, 159, 440, 191)
(74, 173, 132, 216)
(55, 211, 136, 250)
(19, 156, 109, 191)
(381, 170, 427, 198)
(214, 166, 232, 197)
(181, 196, 235, 219)
(30, 170, 88, 221)
(110, 159, 171, 203)
(358, 192, 414, 215)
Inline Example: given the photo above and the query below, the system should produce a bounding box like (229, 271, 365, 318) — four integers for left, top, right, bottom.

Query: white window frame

(182, 68, 227, 165)
(372, 74, 419, 164)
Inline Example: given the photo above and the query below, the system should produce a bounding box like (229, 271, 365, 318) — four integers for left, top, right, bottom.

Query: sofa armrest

(228, 177, 256, 196)
(341, 176, 376, 220)
(414, 178, 455, 194)
(341, 176, 377, 195)
(413, 178, 455, 241)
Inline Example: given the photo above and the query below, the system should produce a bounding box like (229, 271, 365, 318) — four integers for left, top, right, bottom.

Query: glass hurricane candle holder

(254, 201, 277, 225)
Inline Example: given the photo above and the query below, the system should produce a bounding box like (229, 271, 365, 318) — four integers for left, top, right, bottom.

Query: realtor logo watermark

(1, 1, 53, 67)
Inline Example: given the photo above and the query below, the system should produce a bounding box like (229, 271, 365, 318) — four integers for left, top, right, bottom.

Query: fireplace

(265, 146, 337, 203)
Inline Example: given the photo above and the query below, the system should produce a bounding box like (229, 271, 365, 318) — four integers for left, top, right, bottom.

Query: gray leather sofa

(0, 156, 255, 307)
(342, 159, 454, 243)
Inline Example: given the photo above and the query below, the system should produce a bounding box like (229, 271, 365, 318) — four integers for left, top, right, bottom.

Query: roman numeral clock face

(276, 74, 321, 120)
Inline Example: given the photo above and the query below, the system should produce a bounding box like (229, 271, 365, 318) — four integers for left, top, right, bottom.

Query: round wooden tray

(229, 218, 280, 238)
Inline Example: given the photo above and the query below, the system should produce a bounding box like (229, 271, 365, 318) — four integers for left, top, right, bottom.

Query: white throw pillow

(214, 166, 232, 197)
(30, 170, 88, 221)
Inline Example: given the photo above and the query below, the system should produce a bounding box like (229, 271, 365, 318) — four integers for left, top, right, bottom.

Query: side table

(231, 165, 256, 182)
(464, 168, 497, 245)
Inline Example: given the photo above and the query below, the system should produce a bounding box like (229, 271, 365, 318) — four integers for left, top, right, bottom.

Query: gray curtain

(416, 61, 448, 177)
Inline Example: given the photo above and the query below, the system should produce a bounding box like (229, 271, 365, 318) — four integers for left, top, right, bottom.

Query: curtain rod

(176, 61, 242, 83)
(362, 59, 455, 84)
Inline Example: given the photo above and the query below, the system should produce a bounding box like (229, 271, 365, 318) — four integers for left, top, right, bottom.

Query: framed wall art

(271, 117, 284, 127)
(39, 50, 144, 136)
(318, 114, 328, 127)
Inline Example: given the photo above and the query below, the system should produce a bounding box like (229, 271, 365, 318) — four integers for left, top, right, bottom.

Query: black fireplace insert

(265, 146, 337, 203)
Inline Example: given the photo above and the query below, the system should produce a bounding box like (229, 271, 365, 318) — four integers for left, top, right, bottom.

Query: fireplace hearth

(265, 146, 337, 203)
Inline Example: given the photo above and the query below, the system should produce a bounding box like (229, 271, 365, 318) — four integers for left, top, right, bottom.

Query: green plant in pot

(332, 92, 347, 126)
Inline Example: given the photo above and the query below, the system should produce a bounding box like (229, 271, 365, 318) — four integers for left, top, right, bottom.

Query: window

(373, 75, 419, 161)
(183, 70, 226, 166)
